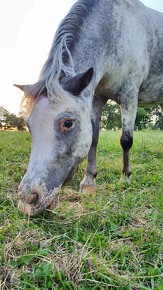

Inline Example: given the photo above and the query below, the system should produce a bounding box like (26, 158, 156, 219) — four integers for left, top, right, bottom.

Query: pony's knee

(120, 131, 133, 151)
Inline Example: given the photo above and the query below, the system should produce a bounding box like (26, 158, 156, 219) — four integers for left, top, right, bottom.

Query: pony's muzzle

(27, 192, 39, 204)
(19, 191, 39, 205)
(18, 185, 61, 216)
(18, 191, 40, 215)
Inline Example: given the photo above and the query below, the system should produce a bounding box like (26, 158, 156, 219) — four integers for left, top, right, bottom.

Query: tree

(0, 106, 10, 130)
(15, 116, 26, 131)
(101, 101, 121, 130)
(101, 102, 162, 131)
(151, 106, 163, 130)
(0, 106, 9, 122)
(135, 108, 152, 130)
(0, 106, 25, 131)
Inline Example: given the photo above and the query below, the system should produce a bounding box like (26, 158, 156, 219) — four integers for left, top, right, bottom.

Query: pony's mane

(24, 0, 99, 97)
(21, 0, 99, 116)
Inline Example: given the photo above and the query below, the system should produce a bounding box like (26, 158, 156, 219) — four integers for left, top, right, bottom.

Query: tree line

(101, 102, 163, 130)
(0, 107, 25, 131)
(0, 103, 162, 132)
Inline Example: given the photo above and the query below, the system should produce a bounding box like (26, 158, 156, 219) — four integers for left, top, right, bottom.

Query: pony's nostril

(27, 192, 39, 205)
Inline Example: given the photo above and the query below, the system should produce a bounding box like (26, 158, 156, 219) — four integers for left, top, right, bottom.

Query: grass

(0, 130, 162, 289)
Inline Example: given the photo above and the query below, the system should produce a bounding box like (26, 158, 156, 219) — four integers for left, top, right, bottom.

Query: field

(0, 130, 162, 289)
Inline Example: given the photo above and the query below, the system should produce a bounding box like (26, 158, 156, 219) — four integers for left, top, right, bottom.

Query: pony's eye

(60, 118, 76, 131)
(64, 120, 73, 128)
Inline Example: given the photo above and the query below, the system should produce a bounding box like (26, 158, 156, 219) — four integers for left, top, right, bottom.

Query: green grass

(0, 130, 162, 289)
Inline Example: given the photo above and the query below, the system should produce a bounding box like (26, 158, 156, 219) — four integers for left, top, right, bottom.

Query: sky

(0, 0, 163, 114)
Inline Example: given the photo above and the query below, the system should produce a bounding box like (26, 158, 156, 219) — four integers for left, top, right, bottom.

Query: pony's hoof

(80, 185, 97, 194)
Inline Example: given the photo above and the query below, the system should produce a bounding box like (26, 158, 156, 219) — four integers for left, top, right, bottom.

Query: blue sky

(0, 0, 162, 113)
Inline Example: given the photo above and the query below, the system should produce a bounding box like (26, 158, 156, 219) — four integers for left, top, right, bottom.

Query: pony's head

(15, 67, 94, 215)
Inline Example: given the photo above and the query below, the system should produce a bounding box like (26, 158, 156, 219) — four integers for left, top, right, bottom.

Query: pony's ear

(14, 83, 47, 97)
(14, 84, 29, 93)
(63, 67, 94, 96)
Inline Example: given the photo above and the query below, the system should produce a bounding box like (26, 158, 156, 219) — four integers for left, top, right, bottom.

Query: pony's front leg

(80, 96, 106, 194)
(80, 118, 99, 194)
(120, 87, 138, 182)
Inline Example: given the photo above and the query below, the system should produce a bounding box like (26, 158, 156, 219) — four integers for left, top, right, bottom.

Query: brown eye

(60, 118, 75, 131)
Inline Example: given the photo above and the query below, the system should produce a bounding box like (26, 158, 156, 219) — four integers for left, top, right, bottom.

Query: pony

(15, 0, 163, 215)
